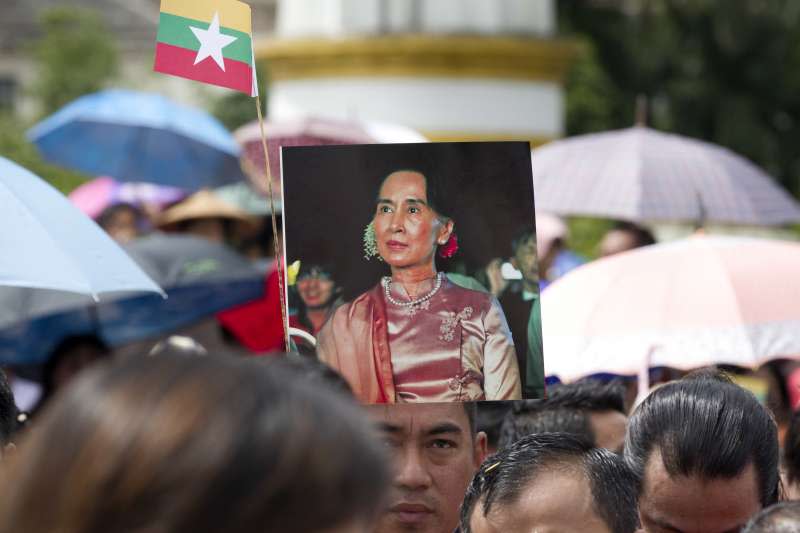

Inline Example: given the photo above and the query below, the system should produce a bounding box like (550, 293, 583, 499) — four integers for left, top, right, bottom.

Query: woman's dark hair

(624, 370, 780, 507)
(461, 432, 638, 533)
(377, 168, 452, 220)
(96, 203, 143, 230)
(783, 410, 800, 486)
(0, 354, 388, 533)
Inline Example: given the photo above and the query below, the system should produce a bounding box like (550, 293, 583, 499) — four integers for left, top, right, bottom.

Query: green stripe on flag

(157, 12, 253, 66)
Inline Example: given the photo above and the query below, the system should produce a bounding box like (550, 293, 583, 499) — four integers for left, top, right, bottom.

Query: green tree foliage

(559, 0, 800, 197)
(211, 64, 268, 131)
(0, 114, 87, 194)
(31, 7, 118, 116)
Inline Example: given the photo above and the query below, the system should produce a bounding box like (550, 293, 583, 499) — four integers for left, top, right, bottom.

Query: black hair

(0, 370, 18, 446)
(743, 502, 800, 533)
(476, 401, 513, 450)
(460, 432, 638, 533)
(546, 379, 627, 414)
(260, 356, 353, 398)
(376, 168, 452, 219)
(96, 202, 143, 230)
(783, 410, 800, 486)
(510, 225, 536, 255)
(497, 404, 594, 450)
(611, 221, 656, 247)
(463, 402, 478, 438)
(41, 335, 110, 402)
(624, 370, 780, 507)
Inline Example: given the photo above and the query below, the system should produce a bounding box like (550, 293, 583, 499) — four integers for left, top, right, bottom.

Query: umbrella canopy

(235, 115, 428, 196)
(532, 126, 800, 226)
(69, 176, 187, 219)
(0, 234, 264, 364)
(0, 156, 163, 305)
(28, 89, 246, 190)
(542, 234, 800, 382)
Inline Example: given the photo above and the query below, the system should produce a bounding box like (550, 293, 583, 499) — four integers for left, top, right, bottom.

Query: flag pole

(254, 93, 290, 352)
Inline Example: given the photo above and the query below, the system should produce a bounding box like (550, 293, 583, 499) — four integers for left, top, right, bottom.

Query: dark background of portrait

(282, 142, 536, 302)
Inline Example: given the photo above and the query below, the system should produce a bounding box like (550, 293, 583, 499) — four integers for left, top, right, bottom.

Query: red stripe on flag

(154, 42, 252, 95)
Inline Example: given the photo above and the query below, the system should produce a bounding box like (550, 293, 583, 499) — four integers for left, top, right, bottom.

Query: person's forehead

(641, 449, 762, 532)
(474, 467, 609, 533)
(367, 403, 470, 435)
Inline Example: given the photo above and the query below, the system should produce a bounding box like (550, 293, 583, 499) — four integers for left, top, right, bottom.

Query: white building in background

(259, 0, 576, 144)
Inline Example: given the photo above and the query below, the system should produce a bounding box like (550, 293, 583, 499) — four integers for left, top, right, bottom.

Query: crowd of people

(0, 352, 799, 532)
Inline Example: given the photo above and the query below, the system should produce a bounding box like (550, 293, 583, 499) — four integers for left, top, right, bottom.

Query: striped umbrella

(532, 126, 800, 226)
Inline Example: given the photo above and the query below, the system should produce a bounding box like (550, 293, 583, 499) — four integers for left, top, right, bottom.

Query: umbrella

(0, 155, 164, 363)
(531, 126, 800, 226)
(28, 89, 246, 190)
(68, 176, 187, 219)
(541, 234, 800, 382)
(0, 234, 264, 364)
(0, 156, 162, 308)
(235, 115, 428, 196)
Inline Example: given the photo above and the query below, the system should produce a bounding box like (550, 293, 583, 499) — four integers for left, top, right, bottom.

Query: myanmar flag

(154, 0, 257, 96)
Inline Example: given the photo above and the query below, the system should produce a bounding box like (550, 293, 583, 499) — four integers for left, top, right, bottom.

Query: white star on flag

(190, 12, 237, 72)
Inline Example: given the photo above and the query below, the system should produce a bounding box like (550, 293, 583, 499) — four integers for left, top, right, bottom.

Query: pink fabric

(317, 279, 521, 403)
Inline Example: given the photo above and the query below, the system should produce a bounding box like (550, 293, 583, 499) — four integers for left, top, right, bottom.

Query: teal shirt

(525, 294, 545, 398)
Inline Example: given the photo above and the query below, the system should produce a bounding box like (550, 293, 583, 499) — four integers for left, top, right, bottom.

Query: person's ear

(473, 431, 488, 467)
(437, 219, 454, 245)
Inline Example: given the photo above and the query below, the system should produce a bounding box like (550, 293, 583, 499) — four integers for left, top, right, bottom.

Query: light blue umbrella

(27, 89, 246, 190)
(0, 155, 164, 333)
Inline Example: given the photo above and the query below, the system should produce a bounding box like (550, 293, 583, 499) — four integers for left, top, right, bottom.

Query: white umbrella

(532, 126, 800, 226)
(0, 156, 163, 330)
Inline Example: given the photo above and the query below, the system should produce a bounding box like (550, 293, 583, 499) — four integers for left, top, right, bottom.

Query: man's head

(461, 433, 638, 533)
(625, 371, 779, 533)
(368, 402, 487, 533)
(743, 502, 800, 533)
(498, 381, 628, 452)
(546, 380, 629, 452)
(598, 221, 656, 257)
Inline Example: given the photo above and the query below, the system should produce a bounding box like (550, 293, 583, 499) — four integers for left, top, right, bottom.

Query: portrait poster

(281, 142, 544, 404)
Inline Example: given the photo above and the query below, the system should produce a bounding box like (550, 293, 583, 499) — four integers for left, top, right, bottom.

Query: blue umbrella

(27, 89, 246, 190)
(0, 234, 264, 365)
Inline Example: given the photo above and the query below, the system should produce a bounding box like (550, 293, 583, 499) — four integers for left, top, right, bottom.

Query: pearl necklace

(382, 272, 444, 314)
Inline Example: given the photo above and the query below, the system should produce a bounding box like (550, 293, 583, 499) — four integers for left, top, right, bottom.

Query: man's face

(511, 235, 539, 285)
(589, 410, 628, 453)
(638, 450, 762, 533)
(368, 403, 487, 533)
(468, 466, 611, 533)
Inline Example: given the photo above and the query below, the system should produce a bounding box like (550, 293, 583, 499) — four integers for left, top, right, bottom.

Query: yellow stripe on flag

(160, 0, 252, 35)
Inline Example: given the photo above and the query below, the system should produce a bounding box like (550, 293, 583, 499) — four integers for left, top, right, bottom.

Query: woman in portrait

(316, 169, 521, 403)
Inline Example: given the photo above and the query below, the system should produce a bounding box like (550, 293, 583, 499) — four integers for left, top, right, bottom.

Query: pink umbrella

(541, 234, 800, 381)
(235, 116, 427, 196)
(69, 176, 187, 219)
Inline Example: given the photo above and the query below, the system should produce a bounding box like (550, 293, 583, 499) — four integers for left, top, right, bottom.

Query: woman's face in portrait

(296, 269, 336, 309)
(373, 171, 452, 271)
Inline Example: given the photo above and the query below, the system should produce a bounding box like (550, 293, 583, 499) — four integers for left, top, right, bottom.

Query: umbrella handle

(289, 327, 316, 347)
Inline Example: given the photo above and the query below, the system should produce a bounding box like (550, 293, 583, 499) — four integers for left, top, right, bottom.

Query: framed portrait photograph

(281, 142, 543, 404)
